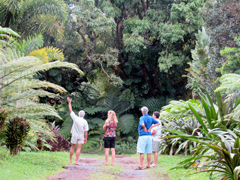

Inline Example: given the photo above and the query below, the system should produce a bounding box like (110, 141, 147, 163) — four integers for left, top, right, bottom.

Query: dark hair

(153, 111, 160, 118)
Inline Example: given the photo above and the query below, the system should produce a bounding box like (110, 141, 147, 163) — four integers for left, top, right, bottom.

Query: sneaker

(150, 164, 156, 168)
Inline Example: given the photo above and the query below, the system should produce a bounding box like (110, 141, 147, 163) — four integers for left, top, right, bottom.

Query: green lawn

(0, 147, 213, 180)
(130, 154, 212, 180)
(0, 148, 68, 180)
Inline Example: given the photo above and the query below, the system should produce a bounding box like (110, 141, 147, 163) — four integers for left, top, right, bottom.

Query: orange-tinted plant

(5, 116, 30, 155)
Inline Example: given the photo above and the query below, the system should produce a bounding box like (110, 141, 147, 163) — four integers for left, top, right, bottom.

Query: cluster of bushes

(0, 108, 70, 155)
(37, 125, 70, 152)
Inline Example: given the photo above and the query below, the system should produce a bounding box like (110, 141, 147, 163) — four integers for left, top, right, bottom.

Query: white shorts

(71, 135, 84, 144)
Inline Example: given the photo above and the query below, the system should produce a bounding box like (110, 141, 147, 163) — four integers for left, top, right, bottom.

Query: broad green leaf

(189, 104, 208, 132)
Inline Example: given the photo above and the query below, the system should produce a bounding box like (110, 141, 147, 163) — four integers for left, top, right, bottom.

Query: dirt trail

(45, 155, 170, 180)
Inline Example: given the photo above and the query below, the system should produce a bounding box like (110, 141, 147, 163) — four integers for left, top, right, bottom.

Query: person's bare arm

(84, 131, 88, 143)
(152, 122, 161, 127)
(103, 121, 109, 130)
(148, 122, 160, 132)
(151, 130, 156, 135)
(67, 97, 72, 113)
(141, 124, 147, 132)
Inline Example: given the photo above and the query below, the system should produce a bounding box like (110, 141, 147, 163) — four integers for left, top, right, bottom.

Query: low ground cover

(0, 147, 212, 180)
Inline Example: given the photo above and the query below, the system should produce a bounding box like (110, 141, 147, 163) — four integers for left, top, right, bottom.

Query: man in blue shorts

(135, 106, 160, 170)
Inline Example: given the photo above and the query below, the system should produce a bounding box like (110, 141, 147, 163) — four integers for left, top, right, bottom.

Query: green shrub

(115, 141, 136, 154)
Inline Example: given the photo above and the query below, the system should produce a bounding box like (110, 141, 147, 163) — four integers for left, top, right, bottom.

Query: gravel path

(45, 155, 170, 180)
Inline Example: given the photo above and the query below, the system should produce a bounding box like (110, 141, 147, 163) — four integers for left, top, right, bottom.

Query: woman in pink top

(103, 110, 118, 165)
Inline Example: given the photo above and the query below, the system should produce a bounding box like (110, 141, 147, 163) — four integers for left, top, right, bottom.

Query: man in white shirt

(67, 97, 89, 165)
(150, 111, 162, 167)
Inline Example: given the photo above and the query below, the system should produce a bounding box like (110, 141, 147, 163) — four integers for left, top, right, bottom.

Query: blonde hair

(106, 110, 118, 125)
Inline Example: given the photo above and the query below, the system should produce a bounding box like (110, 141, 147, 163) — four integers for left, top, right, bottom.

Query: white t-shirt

(151, 120, 162, 142)
(70, 111, 89, 139)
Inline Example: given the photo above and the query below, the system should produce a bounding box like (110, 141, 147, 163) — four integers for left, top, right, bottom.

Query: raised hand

(67, 97, 72, 103)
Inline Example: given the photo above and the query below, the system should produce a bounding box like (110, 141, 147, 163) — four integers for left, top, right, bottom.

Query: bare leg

(105, 148, 109, 165)
(147, 154, 151, 167)
(69, 144, 76, 163)
(153, 151, 158, 166)
(111, 148, 115, 166)
(140, 153, 144, 168)
(74, 144, 82, 165)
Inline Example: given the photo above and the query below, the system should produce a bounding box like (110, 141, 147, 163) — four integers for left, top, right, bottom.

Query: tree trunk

(5, 12, 12, 27)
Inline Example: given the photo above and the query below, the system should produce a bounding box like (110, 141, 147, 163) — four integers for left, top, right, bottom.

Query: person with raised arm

(67, 97, 89, 165)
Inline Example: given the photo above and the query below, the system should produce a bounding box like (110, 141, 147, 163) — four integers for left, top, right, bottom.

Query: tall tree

(201, 0, 240, 97)
(0, 0, 68, 38)
(98, 0, 205, 100)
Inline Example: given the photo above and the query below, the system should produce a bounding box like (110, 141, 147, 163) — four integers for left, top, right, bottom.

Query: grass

(0, 147, 68, 180)
(130, 154, 213, 180)
(0, 146, 214, 180)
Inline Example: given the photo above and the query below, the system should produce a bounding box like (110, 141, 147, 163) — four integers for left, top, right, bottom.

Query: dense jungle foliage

(1, 0, 240, 179)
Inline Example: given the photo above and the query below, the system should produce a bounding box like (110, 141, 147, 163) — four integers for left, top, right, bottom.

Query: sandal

(135, 166, 144, 170)
(144, 166, 151, 169)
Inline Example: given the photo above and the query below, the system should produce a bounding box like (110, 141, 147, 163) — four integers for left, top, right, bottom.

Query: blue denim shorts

(137, 136, 152, 154)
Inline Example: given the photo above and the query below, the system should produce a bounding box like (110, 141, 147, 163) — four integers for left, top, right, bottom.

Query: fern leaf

(118, 114, 136, 134)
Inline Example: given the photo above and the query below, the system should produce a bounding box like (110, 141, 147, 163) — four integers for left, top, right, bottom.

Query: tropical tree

(0, 0, 68, 39)
(51, 0, 206, 111)
(201, 0, 240, 97)
(218, 37, 240, 75)
(98, 0, 205, 100)
(0, 27, 83, 149)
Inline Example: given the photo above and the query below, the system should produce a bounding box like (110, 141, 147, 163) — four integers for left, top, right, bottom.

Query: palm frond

(14, 34, 44, 55)
(25, 14, 64, 40)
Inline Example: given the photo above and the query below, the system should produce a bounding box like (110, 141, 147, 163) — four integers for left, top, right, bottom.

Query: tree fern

(83, 107, 108, 115)
(103, 89, 131, 115)
(118, 114, 136, 134)
(139, 97, 166, 113)
(29, 47, 64, 63)
(0, 0, 67, 39)
(0, 29, 84, 140)
(215, 73, 240, 94)
(14, 34, 44, 55)
(161, 99, 203, 120)
(0, 26, 20, 47)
